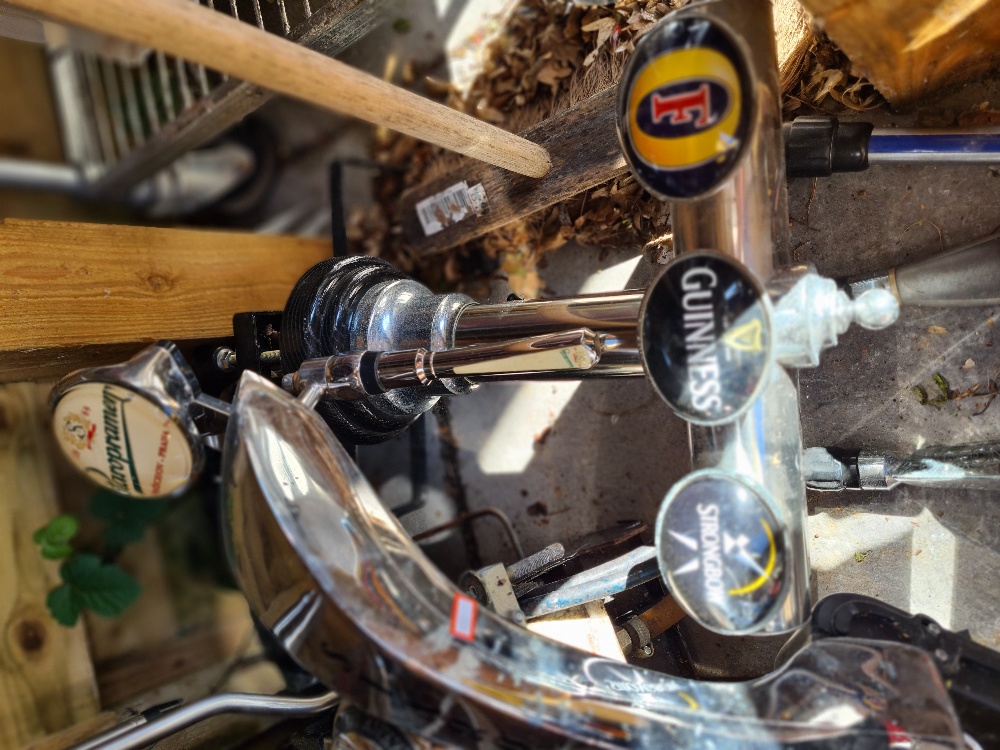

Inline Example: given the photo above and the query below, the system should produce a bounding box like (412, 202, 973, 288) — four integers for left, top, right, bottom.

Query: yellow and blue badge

(618, 16, 753, 200)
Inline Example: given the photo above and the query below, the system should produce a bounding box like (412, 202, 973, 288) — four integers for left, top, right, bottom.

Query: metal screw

(512, 611, 525, 625)
(926, 621, 941, 636)
(214, 348, 281, 372)
(641, 644, 654, 657)
(214, 347, 238, 372)
(934, 648, 949, 662)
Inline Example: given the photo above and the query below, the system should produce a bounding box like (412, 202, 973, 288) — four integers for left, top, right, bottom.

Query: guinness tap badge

(640, 252, 772, 425)
(618, 16, 753, 199)
(656, 471, 787, 633)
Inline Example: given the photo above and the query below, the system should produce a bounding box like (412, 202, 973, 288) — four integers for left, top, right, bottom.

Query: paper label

(416, 181, 488, 236)
(53, 383, 193, 498)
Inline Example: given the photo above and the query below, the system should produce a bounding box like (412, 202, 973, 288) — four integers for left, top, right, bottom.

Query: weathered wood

(95, 596, 257, 707)
(798, 0, 1000, 103)
(0, 219, 331, 382)
(0, 384, 101, 749)
(400, 86, 626, 255)
(399, 3, 814, 253)
(7, 0, 551, 178)
(19, 713, 116, 750)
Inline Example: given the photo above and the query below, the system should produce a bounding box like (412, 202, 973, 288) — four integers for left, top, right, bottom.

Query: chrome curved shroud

(222, 372, 962, 749)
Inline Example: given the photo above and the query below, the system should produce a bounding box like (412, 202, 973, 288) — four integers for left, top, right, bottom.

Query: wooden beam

(0, 220, 331, 382)
(0, 384, 101, 749)
(797, 0, 1000, 103)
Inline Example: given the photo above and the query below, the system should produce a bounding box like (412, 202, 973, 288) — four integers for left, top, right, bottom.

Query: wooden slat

(0, 384, 101, 750)
(0, 219, 331, 381)
(798, 0, 1000, 103)
(400, 86, 626, 256)
(19, 713, 116, 750)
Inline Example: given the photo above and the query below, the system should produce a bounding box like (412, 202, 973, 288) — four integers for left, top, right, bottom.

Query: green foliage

(89, 490, 171, 547)
(392, 17, 411, 33)
(47, 554, 141, 627)
(33, 514, 78, 560)
(39, 490, 170, 628)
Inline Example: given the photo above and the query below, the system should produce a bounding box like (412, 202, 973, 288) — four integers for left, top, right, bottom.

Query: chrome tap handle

(285, 329, 603, 403)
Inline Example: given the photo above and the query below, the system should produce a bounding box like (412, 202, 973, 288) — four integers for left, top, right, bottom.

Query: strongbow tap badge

(618, 16, 752, 199)
(656, 471, 786, 633)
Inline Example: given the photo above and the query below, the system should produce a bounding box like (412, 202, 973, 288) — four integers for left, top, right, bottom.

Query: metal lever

(804, 443, 1000, 491)
(284, 328, 604, 405)
(849, 232, 1000, 307)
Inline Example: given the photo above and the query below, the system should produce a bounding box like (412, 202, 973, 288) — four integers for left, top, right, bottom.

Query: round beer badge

(53, 382, 194, 499)
(656, 470, 787, 633)
(618, 16, 753, 199)
(640, 252, 772, 425)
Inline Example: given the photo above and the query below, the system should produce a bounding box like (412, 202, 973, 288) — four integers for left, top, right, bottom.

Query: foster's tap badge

(618, 15, 753, 199)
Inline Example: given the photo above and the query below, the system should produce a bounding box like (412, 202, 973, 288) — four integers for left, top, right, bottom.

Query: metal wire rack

(48, 0, 385, 197)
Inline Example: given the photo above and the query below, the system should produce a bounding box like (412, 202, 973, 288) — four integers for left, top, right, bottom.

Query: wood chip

(928, 325, 948, 334)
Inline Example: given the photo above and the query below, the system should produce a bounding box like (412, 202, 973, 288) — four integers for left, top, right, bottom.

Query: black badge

(640, 253, 771, 425)
(617, 15, 754, 200)
(656, 471, 786, 633)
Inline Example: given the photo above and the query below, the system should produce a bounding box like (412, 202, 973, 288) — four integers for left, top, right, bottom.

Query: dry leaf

(928, 325, 948, 335)
(962, 358, 976, 369)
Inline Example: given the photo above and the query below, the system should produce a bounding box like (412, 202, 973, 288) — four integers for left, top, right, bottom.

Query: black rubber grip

(784, 116, 874, 178)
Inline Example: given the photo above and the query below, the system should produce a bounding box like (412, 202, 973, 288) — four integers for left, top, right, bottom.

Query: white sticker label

(53, 383, 193, 498)
(415, 181, 488, 236)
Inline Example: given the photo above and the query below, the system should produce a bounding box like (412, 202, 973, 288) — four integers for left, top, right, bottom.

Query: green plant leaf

(59, 553, 141, 618)
(89, 490, 171, 546)
(33, 514, 78, 546)
(46, 584, 79, 627)
(33, 514, 79, 560)
(40, 542, 75, 560)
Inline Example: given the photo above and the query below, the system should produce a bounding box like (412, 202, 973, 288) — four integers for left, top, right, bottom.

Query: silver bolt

(934, 648, 949, 662)
(926, 621, 941, 636)
(214, 347, 238, 372)
(512, 611, 525, 624)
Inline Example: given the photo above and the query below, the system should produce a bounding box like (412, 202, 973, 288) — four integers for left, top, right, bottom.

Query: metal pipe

(868, 129, 1000, 164)
(664, 0, 809, 634)
(454, 292, 643, 343)
(70, 691, 338, 750)
(0, 158, 88, 193)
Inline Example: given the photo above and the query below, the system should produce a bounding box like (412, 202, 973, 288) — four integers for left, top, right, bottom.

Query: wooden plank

(8, 0, 551, 179)
(399, 4, 814, 254)
(95, 598, 257, 707)
(19, 713, 115, 750)
(0, 384, 101, 749)
(798, 0, 1000, 103)
(400, 86, 626, 256)
(0, 219, 331, 382)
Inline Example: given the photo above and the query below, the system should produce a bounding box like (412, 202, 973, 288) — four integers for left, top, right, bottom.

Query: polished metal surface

(805, 444, 1000, 492)
(454, 291, 643, 342)
(668, 0, 789, 274)
(220, 371, 962, 747)
(287, 330, 604, 402)
(657, 0, 808, 635)
(375, 329, 602, 388)
(868, 129, 1000, 164)
(70, 691, 338, 750)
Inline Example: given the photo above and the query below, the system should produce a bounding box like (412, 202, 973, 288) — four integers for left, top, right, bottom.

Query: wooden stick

(6, 0, 552, 178)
